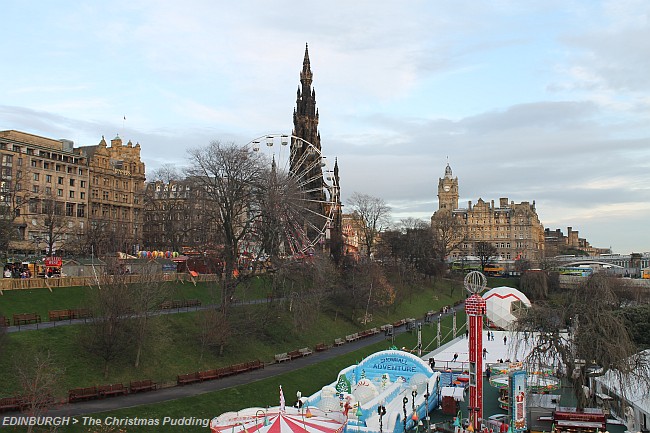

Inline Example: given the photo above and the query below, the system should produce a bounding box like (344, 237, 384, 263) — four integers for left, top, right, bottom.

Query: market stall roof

(210, 407, 346, 433)
(441, 386, 465, 401)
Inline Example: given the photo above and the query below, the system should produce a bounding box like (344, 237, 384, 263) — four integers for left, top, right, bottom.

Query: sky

(1, 1, 649, 254)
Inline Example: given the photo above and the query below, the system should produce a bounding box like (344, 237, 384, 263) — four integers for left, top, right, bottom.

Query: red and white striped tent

(210, 407, 347, 433)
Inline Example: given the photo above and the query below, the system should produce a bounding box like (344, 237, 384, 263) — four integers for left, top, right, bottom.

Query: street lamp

(412, 386, 418, 416)
(424, 382, 431, 431)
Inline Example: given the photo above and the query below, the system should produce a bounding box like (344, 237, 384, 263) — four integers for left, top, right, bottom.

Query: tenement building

(431, 163, 545, 263)
(0, 130, 145, 255)
(544, 226, 610, 257)
(76, 135, 146, 254)
(142, 179, 220, 252)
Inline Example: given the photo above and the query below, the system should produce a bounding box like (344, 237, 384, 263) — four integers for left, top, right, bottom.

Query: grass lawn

(52, 315, 463, 433)
(0, 278, 274, 322)
(0, 277, 467, 399)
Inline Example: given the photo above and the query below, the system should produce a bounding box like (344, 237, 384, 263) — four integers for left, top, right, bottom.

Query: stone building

(0, 130, 146, 256)
(544, 227, 609, 257)
(432, 163, 545, 263)
(142, 179, 220, 252)
(75, 135, 146, 254)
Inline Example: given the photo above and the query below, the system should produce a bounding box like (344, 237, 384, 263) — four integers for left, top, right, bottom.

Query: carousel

(488, 363, 560, 411)
(210, 406, 347, 433)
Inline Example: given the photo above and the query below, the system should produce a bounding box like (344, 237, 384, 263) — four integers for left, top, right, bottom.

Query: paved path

(5, 299, 271, 333)
(0, 303, 463, 423)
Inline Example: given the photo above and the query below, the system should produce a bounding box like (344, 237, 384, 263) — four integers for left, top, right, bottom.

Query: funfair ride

(240, 134, 337, 260)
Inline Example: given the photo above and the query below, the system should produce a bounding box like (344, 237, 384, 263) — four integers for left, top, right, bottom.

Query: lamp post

(412, 386, 418, 414)
(424, 382, 430, 431)
(378, 402, 387, 433)
(411, 386, 419, 431)
(403, 396, 409, 432)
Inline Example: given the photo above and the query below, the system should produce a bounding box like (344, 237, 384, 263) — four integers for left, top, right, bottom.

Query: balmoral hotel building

(0, 130, 145, 255)
(431, 163, 545, 263)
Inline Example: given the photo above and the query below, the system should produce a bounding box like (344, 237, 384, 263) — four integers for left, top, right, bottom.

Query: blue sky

(2, 1, 649, 254)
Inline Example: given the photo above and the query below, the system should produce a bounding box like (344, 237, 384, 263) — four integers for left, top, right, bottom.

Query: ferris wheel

(241, 133, 338, 259)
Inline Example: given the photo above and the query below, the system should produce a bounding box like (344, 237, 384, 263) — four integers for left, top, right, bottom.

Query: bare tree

(185, 141, 266, 317)
(196, 308, 231, 359)
(514, 273, 650, 410)
(37, 197, 69, 256)
(430, 212, 465, 263)
(347, 192, 391, 259)
(519, 270, 549, 300)
(128, 268, 171, 368)
(474, 241, 498, 271)
(274, 253, 339, 331)
(80, 266, 135, 378)
(149, 164, 182, 183)
(15, 351, 63, 432)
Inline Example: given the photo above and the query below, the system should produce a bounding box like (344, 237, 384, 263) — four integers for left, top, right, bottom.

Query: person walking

(452, 353, 458, 363)
(483, 348, 488, 359)
(503, 335, 507, 345)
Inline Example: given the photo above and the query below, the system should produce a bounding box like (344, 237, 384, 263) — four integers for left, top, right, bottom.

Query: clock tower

(438, 163, 458, 212)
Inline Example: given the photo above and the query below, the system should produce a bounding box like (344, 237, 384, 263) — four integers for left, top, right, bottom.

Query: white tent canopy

(483, 286, 531, 330)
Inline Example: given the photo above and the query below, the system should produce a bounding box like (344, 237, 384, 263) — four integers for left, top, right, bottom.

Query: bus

(450, 261, 481, 273)
(483, 264, 505, 277)
(642, 268, 650, 279)
(559, 266, 594, 277)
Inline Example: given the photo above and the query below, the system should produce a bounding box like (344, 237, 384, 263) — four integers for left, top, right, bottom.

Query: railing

(0, 273, 220, 291)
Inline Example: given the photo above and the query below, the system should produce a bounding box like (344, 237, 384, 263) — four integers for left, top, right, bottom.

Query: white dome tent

(482, 286, 531, 330)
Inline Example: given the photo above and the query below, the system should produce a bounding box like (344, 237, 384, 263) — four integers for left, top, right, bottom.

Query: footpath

(0, 304, 463, 424)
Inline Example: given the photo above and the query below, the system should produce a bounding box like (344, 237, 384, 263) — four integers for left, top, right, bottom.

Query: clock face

(443, 185, 451, 192)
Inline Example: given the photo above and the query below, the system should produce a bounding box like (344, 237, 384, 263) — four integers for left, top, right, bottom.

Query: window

(46, 174, 52, 183)
(55, 164, 61, 172)
(77, 204, 85, 218)
(29, 200, 38, 213)
(32, 173, 39, 181)
(45, 186, 51, 194)
(31, 160, 37, 167)
(102, 191, 109, 200)
(69, 191, 75, 198)
(66, 203, 74, 217)
(69, 179, 75, 186)
(44, 162, 49, 169)
(17, 158, 22, 166)
(80, 180, 86, 188)
(57, 189, 63, 197)
(67, 166, 73, 174)
(57, 177, 63, 185)
(78, 168, 83, 175)
(80, 192, 85, 199)
(32, 185, 39, 193)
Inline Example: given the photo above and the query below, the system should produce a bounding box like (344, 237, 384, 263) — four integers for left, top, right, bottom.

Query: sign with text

(44, 257, 62, 267)
(509, 370, 527, 433)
